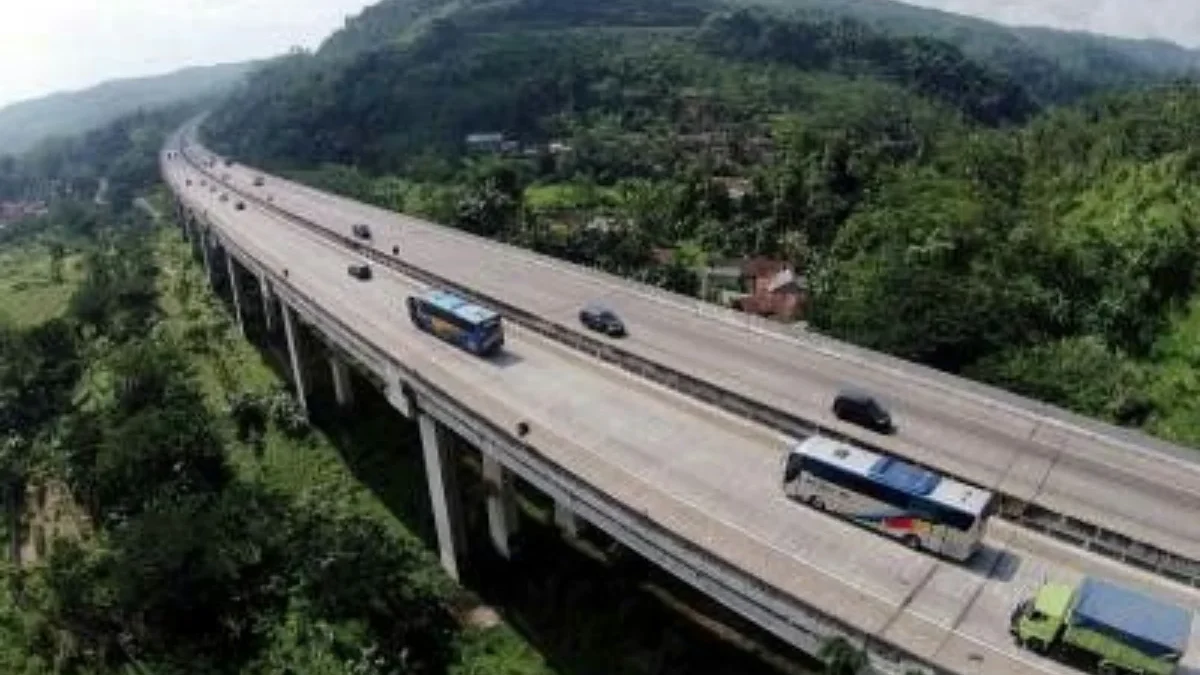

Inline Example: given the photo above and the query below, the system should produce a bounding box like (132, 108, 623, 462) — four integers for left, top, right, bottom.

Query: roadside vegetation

(0, 170, 814, 675)
(204, 0, 1200, 449)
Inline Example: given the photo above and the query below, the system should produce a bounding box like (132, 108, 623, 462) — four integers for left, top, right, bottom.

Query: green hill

(0, 61, 256, 157)
(203, 0, 1200, 446)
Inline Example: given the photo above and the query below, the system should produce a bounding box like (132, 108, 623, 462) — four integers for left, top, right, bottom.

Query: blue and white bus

(407, 289, 505, 356)
(783, 436, 995, 562)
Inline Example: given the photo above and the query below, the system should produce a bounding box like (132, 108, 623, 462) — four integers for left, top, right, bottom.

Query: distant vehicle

(220, 194, 229, 202)
(406, 289, 504, 356)
(253, 176, 265, 187)
(235, 201, 245, 211)
(352, 223, 371, 240)
(1011, 577, 1192, 675)
(579, 303, 626, 337)
(185, 179, 192, 186)
(832, 389, 894, 434)
(347, 263, 372, 280)
(782, 436, 994, 561)
(225, 158, 234, 167)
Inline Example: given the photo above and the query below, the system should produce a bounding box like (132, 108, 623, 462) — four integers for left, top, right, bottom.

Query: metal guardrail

(172, 143, 1200, 588)
(169, 175, 950, 675)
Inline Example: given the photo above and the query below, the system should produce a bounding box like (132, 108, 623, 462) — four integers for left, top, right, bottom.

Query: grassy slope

(0, 243, 83, 327)
(151, 202, 556, 673)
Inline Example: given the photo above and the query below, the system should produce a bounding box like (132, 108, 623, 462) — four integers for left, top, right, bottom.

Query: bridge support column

(553, 499, 581, 538)
(199, 229, 215, 287)
(225, 251, 245, 337)
(329, 354, 354, 408)
(482, 454, 519, 559)
(419, 413, 466, 581)
(260, 276, 276, 333)
(281, 304, 309, 412)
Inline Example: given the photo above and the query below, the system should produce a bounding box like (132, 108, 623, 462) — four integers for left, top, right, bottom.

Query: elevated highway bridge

(161, 124, 1200, 675)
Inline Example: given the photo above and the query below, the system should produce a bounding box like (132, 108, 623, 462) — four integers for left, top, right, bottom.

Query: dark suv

(579, 303, 626, 337)
(832, 389, 894, 434)
(347, 263, 372, 280)
(352, 223, 372, 240)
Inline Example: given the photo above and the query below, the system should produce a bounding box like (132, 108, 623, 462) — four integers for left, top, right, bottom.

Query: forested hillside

(204, 0, 1200, 448)
(0, 61, 255, 157)
(0, 102, 201, 209)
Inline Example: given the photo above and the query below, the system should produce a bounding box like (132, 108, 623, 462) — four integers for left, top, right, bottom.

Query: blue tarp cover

(1071, 577, 1193, 657)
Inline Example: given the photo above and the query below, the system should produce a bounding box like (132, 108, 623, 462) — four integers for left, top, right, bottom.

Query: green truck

(1010, 576, 1192, 675)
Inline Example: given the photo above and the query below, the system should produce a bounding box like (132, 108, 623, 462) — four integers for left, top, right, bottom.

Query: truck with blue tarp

(1010, 576, 1193, 675)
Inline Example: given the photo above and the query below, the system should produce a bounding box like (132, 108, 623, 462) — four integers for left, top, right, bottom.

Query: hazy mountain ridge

(0, 61, 257, 157)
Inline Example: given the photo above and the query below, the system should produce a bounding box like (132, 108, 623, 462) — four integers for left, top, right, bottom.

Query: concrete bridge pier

(329, 354, 354, 408)
(482, 453, 520, 559)
(554, 499, 582, 538)
(281, 303, 310, 412)
(259, 276, 277, 333)
(199, 228, 216, 288)
(225, 251, 246, 337)
(419, 413, 467, 581)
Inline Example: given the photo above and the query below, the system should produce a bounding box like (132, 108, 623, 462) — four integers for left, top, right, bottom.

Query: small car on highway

(832, 389, 894, 434)
(253, 176, 265, 187)
(352, 223, 372, 240)
(347, 263, 372, 281)
(235, 201, 245, 211)
(219, 193, 229, 202)
(579, 303, 626, 337)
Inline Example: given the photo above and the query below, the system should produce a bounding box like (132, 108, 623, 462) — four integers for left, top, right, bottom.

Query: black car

(579, 303, 626, 337)
(347, 263, 372, 280)
(832, 389, 894, 434)
(352, 223, 372, 240)
(235, 201, 245, 211)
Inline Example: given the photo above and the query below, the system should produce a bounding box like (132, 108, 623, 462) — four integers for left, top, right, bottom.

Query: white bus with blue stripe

(406, 289, 505, 356)
(783, 436, 995, 562)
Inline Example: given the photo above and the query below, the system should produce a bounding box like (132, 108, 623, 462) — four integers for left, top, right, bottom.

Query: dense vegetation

(0, 211, 464, 674)
(0, 101, 802, 673)
(0, 61, 254, 157)
(205, 0, 1200, 448)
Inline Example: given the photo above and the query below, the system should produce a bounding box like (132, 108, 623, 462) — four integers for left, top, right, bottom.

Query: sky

(896, 0, 1200, 47)
(1, 0, 1199, 111)
(0, 0, 375, 108)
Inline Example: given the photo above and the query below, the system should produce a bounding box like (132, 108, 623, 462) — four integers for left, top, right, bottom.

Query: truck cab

(1010, 583, 1071, 654)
